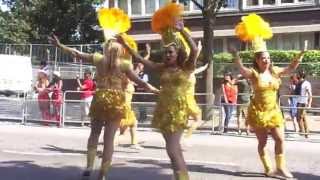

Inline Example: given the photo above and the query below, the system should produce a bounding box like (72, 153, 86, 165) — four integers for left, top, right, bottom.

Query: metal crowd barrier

(0, 95, 25, 122)
(24, 98, 62, 127)
(217, 94, 320, 135)
(279, 94, 320, 135)
(5, 91, 320, 137)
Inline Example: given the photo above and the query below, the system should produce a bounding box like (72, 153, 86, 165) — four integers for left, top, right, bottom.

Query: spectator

(40, 60, 49, 74)
(77, 69, 95, 126)
(235, 74, 251, 135)
(48, 71, 63, 126)
(221, 72, 238, 133)
(34, 70, 50, 125)
(288, 73, 299, 133)
(134, 62, 149, 122)
(296, 70, 312, 138)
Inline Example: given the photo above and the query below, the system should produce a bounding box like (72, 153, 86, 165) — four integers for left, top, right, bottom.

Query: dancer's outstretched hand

(145, 43, 151, 55)
(302, 40, 308, 53)
(48, 34, 61, 47)
(228, 45, 241, 64)
(146, 84, 160, 94)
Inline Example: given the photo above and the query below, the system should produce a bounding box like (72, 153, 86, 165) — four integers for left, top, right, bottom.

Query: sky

(0, 1, 9, 11)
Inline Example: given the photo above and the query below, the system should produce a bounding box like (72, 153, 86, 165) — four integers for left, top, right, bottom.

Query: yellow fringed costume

(150, 3, 201, 133)
(152, 67, 201, 133)
(89, 53, 132, 121)
(247, 67, 284, 128)
(119, 68, 137, 131)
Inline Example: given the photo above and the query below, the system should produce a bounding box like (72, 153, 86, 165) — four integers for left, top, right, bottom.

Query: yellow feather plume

(97, 8, 131, 39)
(151, 3, 183, 33)
(235, 13, 273, 42)
(121, 33, 137, 59)
(162, 27, 191, 55)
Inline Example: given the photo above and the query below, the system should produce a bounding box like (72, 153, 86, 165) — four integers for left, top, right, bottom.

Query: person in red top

(77, 69, 95, 125)
(222, 72, 238, 133)
(48, 71, 63, 126)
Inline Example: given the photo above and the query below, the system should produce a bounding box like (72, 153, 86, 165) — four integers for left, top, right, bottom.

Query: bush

(212, 50, 320, 76)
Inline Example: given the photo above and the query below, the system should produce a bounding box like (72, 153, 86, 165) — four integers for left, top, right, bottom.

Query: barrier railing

(1, 91, 320, 138)
(279, 94, 320, 136)
(24, 97, 63, 127)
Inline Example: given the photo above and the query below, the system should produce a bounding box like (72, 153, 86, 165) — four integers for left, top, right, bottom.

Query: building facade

(105, 0, 320, 52)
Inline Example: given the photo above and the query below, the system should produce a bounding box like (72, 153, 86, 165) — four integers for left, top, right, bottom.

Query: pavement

(1, 123, 320, 180)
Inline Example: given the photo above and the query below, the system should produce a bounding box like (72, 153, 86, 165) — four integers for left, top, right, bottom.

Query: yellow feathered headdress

(235, 13, 273, 52)
(97, 7, 131, 40)
(121, 33, 137, 60)
(151, 2, 190, 55)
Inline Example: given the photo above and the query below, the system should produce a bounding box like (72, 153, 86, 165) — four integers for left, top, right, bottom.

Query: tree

(177, 0, 227, 121)
(0, 10, 31, 43)
(2, 0, 103, 44)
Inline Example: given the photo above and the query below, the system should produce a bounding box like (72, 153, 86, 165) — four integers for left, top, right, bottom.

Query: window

(245, 0, 314, 8)
(263, 0, 275, 5)
(282, 33, 298, 50)
(146, 0, 156, 14)
(131, 0, 142, 15)
(247, 0, 259, 6)
(213, 39, 223, 53)
(181, 0, 191, 11)
(281, 0, 294, 3)
(300, 33, 314, 50)
(193, 0, 203, 10)
(118, 0, 128, 13)
(159, 0, 167, 7)
(226, 0, 238, 8)
(266, 35, 278, 50)
(109, 0, 115, 7)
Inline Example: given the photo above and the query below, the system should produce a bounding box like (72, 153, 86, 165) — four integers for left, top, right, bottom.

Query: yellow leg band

(131, 129, 137, 145)
(98, 161, 112, 180)
(275, 154, 286, 170)
(175, 171, 189, 180)
(87, 148, 97, 170)
(259, 154, 272, 174)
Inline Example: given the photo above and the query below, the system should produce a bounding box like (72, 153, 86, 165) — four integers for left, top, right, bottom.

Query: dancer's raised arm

(229, 46, 253, 79)
(49, 34, 94, 63)
(175, 20, 199, 69)
(124, 67, 159, 94)
(274, 40, 308, 75)
(117, 35, 163, 71)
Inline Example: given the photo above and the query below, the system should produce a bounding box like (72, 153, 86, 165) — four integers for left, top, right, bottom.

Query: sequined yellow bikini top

(93, 53, 133, 91)
(160, 67, 195, 95)
(250, 66, 282, 93)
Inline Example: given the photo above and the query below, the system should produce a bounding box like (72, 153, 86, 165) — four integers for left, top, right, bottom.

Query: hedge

(212, 50, 320, 76)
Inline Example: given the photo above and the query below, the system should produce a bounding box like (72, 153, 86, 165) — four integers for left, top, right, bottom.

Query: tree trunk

(203, 0, 216, 122)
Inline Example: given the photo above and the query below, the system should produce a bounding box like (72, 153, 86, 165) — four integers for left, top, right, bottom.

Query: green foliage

(0, 10, 31, 43)
(212, 50, 320, 76)
(1, 0, 104, 44)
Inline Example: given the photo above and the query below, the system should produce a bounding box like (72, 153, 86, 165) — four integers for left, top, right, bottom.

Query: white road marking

(1, 149, 238, 167)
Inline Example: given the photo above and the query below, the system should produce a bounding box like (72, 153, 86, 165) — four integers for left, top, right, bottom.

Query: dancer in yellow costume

(119, 3, 199, 180)
(50, 8, 159, 180)
(117, 38, 147, 150)
(232, 13, 307, 178)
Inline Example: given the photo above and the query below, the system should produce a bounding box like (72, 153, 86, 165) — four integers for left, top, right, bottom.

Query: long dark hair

(253, 51, 274, 74)
(165, 43, 187, 68)
(49, 75, 61, 87)
(223, 72, 233, 84)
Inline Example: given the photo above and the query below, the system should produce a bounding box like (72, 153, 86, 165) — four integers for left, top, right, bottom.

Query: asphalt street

(0, 124, 320, 180)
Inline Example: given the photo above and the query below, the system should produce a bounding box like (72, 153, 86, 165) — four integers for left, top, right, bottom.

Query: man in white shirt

(296, 70, 312, 138)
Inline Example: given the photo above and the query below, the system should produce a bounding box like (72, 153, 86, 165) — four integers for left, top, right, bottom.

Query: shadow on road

(0, 160, 172, 180)
(293, 172, 320, 180)
(41, 145, 138, 155)
(129, 159, 244, 177)
(0, 160, 82, 180)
